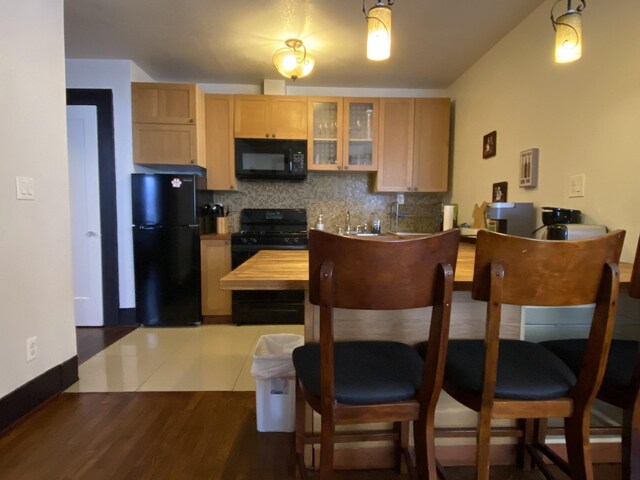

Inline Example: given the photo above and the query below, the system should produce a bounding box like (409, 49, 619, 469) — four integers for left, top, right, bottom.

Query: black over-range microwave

(235, 138, 307, 180)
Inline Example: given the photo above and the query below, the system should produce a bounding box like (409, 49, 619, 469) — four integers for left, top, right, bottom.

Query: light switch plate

(569, 174, 586, 198)
(16, 176, 35, 200)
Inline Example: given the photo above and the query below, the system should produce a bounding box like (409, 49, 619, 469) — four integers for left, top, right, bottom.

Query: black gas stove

(231, 209, 308, 325)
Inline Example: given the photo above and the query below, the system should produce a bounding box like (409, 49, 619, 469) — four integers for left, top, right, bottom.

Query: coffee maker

(485, 202, 536, 238)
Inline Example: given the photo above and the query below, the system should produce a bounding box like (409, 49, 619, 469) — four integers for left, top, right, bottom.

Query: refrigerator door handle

(86, 231, 101, 237)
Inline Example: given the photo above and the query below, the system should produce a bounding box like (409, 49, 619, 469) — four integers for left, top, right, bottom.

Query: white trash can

(251, 334, 304, 432)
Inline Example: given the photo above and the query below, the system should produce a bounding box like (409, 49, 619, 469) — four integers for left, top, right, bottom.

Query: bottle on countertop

(316, 214, 324, 231)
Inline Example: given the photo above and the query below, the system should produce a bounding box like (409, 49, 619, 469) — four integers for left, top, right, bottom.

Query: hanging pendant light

(364, 0, 394, 61)
(551, 0, 586, 63)
(272, 39, 315, 81)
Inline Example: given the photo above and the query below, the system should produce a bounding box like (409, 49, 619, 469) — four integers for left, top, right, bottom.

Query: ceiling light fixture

(550, 0, 586, 63)
(272, 39, 315, 81)
(363, 0, 394, 61)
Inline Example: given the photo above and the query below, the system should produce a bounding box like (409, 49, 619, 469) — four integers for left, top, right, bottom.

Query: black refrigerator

(132, 173, 205, 326)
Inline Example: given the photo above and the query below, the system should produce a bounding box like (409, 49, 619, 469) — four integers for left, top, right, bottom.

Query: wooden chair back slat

(472, 230, 626, 306)
(309, 230, 460, 310)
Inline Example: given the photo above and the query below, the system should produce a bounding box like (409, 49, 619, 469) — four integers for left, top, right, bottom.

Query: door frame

(66, 89, 119, 326)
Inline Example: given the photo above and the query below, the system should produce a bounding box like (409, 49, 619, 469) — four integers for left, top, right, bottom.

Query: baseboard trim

(118, 307, 137, 326)
(202, 315, 232, 325)
(0, 356, 78, 434)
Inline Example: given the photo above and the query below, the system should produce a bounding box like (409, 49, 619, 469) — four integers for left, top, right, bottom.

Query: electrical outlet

(26, 336, 38, 362)
(396, 193, 405, 205)
(569, 174, 586, 198)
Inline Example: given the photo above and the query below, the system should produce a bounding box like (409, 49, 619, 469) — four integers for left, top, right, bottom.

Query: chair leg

(414, 417, 437, 480)
(319, 414, 335, 480)
(517, 418, 534, 471)
(622, 405, 640, 480)
(564, 409, 594, 480)
(393, 422, 403, 473)
(475, 411, 492, 480)
(295, 380, 308, 480)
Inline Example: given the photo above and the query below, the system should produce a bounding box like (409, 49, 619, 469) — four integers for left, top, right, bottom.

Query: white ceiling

(64, 0, 547, 89)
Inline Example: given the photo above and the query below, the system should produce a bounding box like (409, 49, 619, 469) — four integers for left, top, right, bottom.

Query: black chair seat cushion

(541, 339, 639, 389)
(441, 339, 577, 400)
(292, 341, 423, 405)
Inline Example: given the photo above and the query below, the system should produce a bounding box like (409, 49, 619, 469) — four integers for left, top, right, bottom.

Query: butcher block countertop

(221, 242, 475, 291)
(219, 240, 633, 291)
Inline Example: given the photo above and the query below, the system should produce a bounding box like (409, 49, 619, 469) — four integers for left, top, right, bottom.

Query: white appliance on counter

(543, 224, 607, 240)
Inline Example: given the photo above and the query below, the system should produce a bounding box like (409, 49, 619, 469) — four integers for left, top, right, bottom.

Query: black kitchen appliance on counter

(132, 173, 206, 326)
(231, 208, 308, 325)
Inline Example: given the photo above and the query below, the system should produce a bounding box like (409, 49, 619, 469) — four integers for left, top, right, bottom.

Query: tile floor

(66, 324, 304, 393)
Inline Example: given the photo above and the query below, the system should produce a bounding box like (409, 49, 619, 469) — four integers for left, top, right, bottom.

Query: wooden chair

(543, 235, 640, 480)
(442, 229, 625, 480)
(293, 229, 460, 480)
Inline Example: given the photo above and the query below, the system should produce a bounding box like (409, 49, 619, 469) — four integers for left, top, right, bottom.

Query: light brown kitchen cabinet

(375, 97, 450, 193)
(234, 95, 307, 139)
(307, 97, 344, 171)
(204, 94, 236, 191)
(375, 98, 415, 191)
(132, 82, 206, 166)
(200, 238, 232, 316)
(343, 98, 379, 172)
(412, 98, 450, 192)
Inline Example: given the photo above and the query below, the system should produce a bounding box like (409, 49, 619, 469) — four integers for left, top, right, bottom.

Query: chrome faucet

(345, 210, 352, 235)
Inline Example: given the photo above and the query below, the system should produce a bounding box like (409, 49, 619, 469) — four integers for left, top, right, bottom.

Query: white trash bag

(250, 334, 304, 380)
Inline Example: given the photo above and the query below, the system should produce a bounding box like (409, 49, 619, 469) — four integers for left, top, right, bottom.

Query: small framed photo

(492, 181, 508, 202)
(483, 131, 497, 159)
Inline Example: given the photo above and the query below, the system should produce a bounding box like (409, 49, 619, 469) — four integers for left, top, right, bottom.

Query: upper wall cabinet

(132, 82, 205, 166)
(375, 97, 450, 193)
(204, 94, 236, 191)
(375, 98, 414, 191)
(234, 95, 307, 139)
(412, 98, 450, 192)
(343, 98, 379, 172)
(308, 97, 344, 171)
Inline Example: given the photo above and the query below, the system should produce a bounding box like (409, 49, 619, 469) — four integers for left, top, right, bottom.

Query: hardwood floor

(75, 326, 136, 364)
(0, 391, 622, 480)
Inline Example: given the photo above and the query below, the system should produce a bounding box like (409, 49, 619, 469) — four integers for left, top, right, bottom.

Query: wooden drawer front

(133, 124, 197, 165)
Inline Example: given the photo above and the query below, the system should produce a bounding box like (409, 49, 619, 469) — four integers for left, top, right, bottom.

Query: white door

(67, 106, 104, 326)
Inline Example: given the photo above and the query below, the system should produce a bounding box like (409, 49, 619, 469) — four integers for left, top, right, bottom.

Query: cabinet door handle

(265, 133, 269, 138)
(272, 133, 276, 138)
(344, 166, 348, 170)
(189, 118, 194, 123)
(190, 160, 195, 164)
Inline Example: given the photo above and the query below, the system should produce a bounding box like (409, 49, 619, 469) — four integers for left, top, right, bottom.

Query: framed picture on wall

(483, 131, 497, 159)
(492, 181, 508, 202)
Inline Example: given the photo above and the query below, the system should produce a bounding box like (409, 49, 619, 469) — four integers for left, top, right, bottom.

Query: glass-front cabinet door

(308, 97, 343, 171)
(343, 98, 378, 171)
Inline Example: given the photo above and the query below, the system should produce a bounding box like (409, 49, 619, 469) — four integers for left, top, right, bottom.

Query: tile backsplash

(209, 173, 445, 234)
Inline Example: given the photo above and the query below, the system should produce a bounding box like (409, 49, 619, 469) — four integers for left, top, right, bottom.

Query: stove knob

(251, 238, 258, 244)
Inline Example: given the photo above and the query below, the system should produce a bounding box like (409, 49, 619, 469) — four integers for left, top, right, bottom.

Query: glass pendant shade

(555, 10, 582, 63)
(367, 4, 392, 61)
(272, 39, 315, 80)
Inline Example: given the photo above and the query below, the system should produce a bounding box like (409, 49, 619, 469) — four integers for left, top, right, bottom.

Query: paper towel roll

(443, 205, 455, 231)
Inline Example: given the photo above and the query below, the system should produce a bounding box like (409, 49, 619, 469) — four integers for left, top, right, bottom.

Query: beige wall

(0, 0, 76, 396)
(447, 0, 640, 262)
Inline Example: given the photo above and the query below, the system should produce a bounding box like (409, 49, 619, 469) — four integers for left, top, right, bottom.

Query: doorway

(66, 89, 119, 326)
